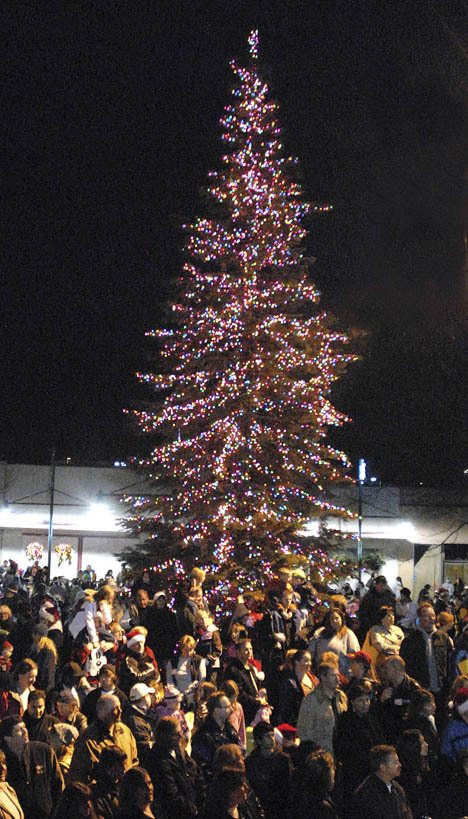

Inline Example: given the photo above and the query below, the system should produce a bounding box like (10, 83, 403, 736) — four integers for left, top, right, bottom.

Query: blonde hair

(180, 635, 196, 651)
(34, 636, 58, 663)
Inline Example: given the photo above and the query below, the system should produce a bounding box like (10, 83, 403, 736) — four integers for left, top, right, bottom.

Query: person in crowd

(116, 767, 155, 819)
(191, 691, 240, 780)
(0, 748, 24, 819)
(81, 665, 128, 723)
(68, 693, 138, 783)
(52, 781, 97, 819)
(343, 650, 375, 692)
(220, 679, 246, 752)
(432, 747, 468, 819)
(29, 625, 58, 693)
(90, 745, 126, 819)
(165, 635, 206, 704)
(46, 723, 79, 783)
(396, 729, 430, 819)
(405, 688, 440, 771)
(53, 662, 91, 710)
(363, 605, 404, 667)
(297, 661, 347, 754)
(375, 654, 421, 742)
(213, 744, 263, 819)
(289, 749, 339, 819)
(145, 592, 179, 674)
(23, 689, 58, 743)
(193, 681, 217, 731)
(335, 680, 383, 800)
(145, 715, 204, 819)
(118, 627, 159, 695)
(440, 686, 468, 762)
(11, 660, 37, 714)
(54, 690, 87, 734)
(38, 601, 64, 655)
(127, 588, 153, 630)
(193, 608, 222, 682)
(153, 685, 190, 743)
(276, 649, 316, 726)
(0, 716, 64, 819)
(121, 683, 155, 763)
(223, 639, 266, 724)
(202, 766, 253, 819)
(68, 586, 115, 648)
(0, 607, 15, 638)
(309, 608, 359, 676)
(358, 577, 396, 635)
(400, 603, 452, 718)
(350, 744, 412, 819)
(245, 721, 291, 819)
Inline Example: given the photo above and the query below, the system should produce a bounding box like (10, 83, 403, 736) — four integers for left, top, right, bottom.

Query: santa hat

(126, 627, 146, 650)
(453, 687, 468, 718)
(39, 604, 59, 624)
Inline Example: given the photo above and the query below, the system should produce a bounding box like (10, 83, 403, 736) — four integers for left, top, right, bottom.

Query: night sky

(2, 1, 467, 486)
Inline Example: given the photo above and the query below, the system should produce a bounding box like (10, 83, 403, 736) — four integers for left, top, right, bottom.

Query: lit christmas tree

(124, 31, 356, 600)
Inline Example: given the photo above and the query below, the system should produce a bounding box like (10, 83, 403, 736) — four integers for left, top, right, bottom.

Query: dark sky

(1, 1, 467, 486)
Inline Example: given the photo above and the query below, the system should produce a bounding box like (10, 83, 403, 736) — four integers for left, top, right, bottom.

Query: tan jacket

(297, 684, 347, 753)
(68, 719, 138, 783)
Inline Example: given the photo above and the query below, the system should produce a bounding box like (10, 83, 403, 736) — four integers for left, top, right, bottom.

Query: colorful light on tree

(124, 31, 357, 590)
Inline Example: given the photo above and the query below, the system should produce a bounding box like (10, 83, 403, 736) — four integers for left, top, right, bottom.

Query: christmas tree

(124, 31, 356, 599)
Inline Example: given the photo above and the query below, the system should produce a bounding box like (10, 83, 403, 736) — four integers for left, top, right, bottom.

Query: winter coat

(350, 773, 413, 819)
(400, 629, 451, 692)
(4, 741, 64, 819)
(68, 719, 138, 784)
(297, 684, 347, 754)
(145, 745, 204, 819)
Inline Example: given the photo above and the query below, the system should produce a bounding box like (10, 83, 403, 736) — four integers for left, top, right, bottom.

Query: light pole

(357, 458, 366, 583)
(47, 449, 56, 579)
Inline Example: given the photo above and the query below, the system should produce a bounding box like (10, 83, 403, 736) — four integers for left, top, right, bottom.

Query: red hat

(453, 687, 468, 718)
(349, 651, 372, 669)
(126, 628, 146, 650)
(277, 723, 297, 738)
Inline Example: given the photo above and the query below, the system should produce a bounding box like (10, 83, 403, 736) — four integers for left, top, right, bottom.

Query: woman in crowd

(47, 723, 79, 783)
(406, 689, 440, 772)
(202, 766, 253, 819)
(220, 680, 246, 752)
(116, 767, 155, 819)
(54, 690, 87, 734)
(396, 729, 430, 819)
(0, 749, 24, 819)
(276, 650, 316, 726)
(363, 605, 404, 667)
(166, 635, 206, 705)
(309, 608, 359, 676)
(53, 781, 96, 819)
(29, 625, 58, 693)
(335, 681, 383, 800)
(289, 749, 339, 819)
(12, 660, 37, 713)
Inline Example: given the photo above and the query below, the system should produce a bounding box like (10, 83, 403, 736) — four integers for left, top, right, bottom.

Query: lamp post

(47, 449, 56, 579)
(357, 458, 366, 583)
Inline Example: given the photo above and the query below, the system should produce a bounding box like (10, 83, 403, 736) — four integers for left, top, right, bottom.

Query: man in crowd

(191, 690, 240, 779)
(297, 660, 347, 753)
(400, 602, 452, 718)
(375, 654, 421, 742)
(0, 715, 64, 819)
(121, 682, 155, 763)
(69, 693, 138, 783)
(82, 664, 128, 722)
(223, 638, 265, 722)
(23, 688, 58, 743)
(245, 721, 292, 819)
(351, 744, 413, 819)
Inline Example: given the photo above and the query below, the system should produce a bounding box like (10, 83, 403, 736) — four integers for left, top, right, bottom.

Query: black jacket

(400, 629, 451, 692)
(276, 671, 305, 726)
(335, 709, 383, 798)
(146, 745, 204, 819)
(23, 712, 58, 744)
(245, 747, 292, 819)
(350, 773, 413, 819)
(4, 740, 64, 819)
(121, 703, 154, 763)
(224, 658, 260, 723)
(191, 716, 240, 779)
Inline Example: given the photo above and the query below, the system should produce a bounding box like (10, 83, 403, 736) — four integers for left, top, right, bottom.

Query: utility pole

(47, 449, 56, 580)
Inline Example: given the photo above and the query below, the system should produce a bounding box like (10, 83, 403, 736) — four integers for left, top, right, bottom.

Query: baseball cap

(129, 683, 155, 702)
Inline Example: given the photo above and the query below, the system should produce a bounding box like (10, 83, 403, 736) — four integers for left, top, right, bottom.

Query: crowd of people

(0, 557, 466, 819)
